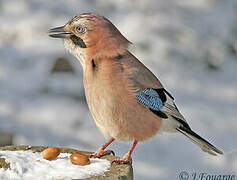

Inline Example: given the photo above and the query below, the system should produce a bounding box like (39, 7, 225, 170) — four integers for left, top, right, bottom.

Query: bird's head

(49, 13, 130, 67)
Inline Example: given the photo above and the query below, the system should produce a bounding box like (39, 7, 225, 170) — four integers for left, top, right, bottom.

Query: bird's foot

(112, 153, 132, 164)
(90, 148, 115, 158)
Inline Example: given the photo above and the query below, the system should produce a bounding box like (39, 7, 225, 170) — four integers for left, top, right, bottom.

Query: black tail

(177, 126, 223, 156)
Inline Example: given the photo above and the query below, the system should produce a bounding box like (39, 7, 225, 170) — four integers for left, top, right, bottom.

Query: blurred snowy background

(0, 0, 236, 179)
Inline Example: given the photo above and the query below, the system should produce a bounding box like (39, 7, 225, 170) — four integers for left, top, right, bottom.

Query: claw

(112, 154, 132, 164)
(110, 150, 115, 156)
(112, 158, 132, 164)
(90, 149, 115, 158)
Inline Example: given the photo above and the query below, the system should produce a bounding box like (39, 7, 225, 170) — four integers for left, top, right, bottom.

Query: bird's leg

(112, 140, 138, 164)
(90, 137, 115, 158)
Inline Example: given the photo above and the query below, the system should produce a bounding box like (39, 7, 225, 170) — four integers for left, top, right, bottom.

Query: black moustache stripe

(70, 35, 87, 48)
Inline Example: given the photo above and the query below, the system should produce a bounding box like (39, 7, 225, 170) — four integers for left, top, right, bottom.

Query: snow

(0, 150, 110, 180)
(0, 0, 237, 179)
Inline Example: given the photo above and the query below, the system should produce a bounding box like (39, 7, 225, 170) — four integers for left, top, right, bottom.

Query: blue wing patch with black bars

(136, 88, 168, 119)
(136, 88, 163, 111)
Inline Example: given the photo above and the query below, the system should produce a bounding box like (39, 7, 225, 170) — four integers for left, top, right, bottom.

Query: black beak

(48, 26, 72, 38)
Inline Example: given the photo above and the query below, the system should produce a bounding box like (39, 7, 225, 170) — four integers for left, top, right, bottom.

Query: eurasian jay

(49, 13, 223, 164)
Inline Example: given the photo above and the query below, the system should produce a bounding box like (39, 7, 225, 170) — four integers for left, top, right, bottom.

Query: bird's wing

(136, 88, 190, 128)
(123, 52, 164, 90)
(122, 52, 189, 127)
(121, 53, 223, 155)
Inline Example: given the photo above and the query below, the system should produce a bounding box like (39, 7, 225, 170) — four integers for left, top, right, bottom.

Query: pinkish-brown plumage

(84, 52, 163, 142)
(49, 13, 223, 163)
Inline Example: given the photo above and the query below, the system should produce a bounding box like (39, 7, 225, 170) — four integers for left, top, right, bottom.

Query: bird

(48, 13, 223, 164)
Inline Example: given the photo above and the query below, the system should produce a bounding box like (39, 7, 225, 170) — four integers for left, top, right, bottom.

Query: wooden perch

(0, 145, 133, 180)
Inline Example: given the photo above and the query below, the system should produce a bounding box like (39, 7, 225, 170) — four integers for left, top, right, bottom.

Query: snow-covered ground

(0, 150, 110, 180)
(0, 0, 236, 179)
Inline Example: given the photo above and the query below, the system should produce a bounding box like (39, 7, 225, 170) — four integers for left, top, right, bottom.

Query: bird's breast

(83, 58, 162, 141)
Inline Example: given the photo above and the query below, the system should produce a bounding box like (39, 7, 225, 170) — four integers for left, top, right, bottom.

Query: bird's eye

(76, 26, 86, 34)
